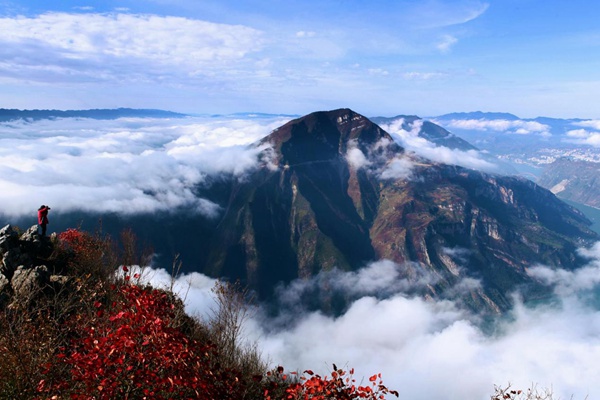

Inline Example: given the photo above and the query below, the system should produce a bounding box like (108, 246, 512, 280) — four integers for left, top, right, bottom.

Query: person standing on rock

(38, 205, 50, 236)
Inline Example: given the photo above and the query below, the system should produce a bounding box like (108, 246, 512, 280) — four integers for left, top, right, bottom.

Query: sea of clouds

(0, 114, 505, 218)
(0, 115, 289, 217)
(142, 245, 600, 400)
(3, 115, 600, 399)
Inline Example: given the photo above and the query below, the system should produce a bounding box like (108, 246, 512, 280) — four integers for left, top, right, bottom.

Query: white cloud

(442, 246, 470, 259)
(574, 120, 600, 131)
(566, 128, 589, 138)
(139, 267, 219, 319)
(406, 1, 490, 29)
(368, 68, 389, 76)
(380, 156, 415, 179)
(296, 31, 316, 38)
(277, 260, 440, 305)
(380, 118, 498, 172)
(0, 12, 263, 83)
(403, 71, 447, 80)
(345, 140, 371, 170)
(437, 34, 458, 53)
(527, 242, 600, 296)
(442, 119, 551, 136)
(527, 263, 600, 297)
(577, 240, 600, 260)
(564, 128, 600, 147)
(253, 242, 600, 400)
(336, 260, 402, 294)
(0, 115, 290, 217)
(343, 137, 416, 180)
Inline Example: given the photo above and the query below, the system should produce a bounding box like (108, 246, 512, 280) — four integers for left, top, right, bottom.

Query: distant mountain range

(0, 108, 186, 121)
(434, 111, 522, 121)
(430, 111, 600, 212)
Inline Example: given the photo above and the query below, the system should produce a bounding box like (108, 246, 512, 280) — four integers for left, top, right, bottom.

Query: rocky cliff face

(203, 109, 597, 313)
(537, 158, 600, 208)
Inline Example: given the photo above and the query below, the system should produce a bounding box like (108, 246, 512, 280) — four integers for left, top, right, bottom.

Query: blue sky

(0, 0, 599, 117)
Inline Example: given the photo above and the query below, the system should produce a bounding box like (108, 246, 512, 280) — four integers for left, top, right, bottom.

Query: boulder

(0, 224, 18, 253)
(19, 225, 40, 242)
(11, 265, 50, 302)
(1, 249, 25, 279)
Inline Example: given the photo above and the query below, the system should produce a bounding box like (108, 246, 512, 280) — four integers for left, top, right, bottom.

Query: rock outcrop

(0, 225, 67, 306)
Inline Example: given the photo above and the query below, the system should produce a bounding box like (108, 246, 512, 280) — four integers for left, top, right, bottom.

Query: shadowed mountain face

(203, 109, 597, 312)
(205, 110, 395, 297)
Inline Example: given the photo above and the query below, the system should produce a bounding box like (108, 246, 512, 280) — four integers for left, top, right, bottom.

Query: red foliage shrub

(264, 365, 399, 400)
(57, 228, 116, 280)
(58, 228, 88, 253)
(37, 283, 244, 400)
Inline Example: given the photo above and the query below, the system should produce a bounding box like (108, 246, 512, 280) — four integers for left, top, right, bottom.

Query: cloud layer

(146, 240, 600, 400)
(0, 115, 290, 217)
(565, 121, 600, 147)
(439, 118, 551, 136)
(0, 2, 500, 116)
(379, 118, 499, 172)
(0, 13, 263, 84)
(0, 114, 512, 219)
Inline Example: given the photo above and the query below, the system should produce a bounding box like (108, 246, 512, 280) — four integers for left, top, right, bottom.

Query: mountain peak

(262, 109, 401, 162)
